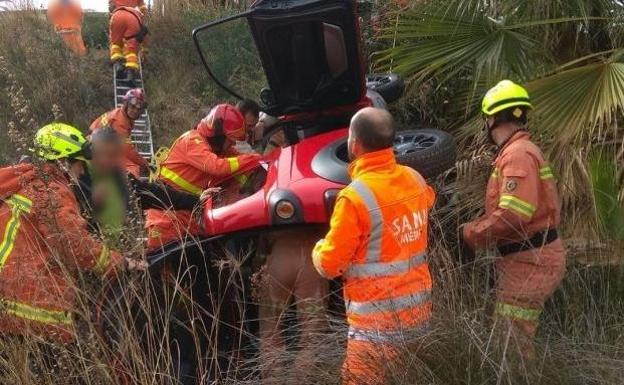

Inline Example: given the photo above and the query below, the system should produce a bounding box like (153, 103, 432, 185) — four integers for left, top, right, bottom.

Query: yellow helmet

(481, 80, 533, 116)
(34, 123, 88, 161)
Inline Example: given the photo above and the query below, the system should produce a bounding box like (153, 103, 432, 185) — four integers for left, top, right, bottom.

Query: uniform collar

(348, 148, 397, 179)
(498, 130, 531, 154)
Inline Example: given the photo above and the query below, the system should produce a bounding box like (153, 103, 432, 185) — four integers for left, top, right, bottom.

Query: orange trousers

(342, 339, 399, 385)
(494, 239, 566, 356)
(57, 29, 86, 56)
(109, 10, 141, 70)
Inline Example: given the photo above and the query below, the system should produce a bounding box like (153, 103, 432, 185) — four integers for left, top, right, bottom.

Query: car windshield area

(194, 16, 268, 102)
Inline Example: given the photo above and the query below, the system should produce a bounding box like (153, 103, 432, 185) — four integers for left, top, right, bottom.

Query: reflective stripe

(1, 300, 72, 325)
(160, 167, 202, 196)
(348, 322, 430, 343)
(110, 53, 124, 60)
(226, 157, 240, 173)
(235, 174, 248, 186)
(93, 245, 111, 273)
(495, 302, 541, 322)
(125, 53, 138, 59)
(110, 44, 122, 50)
(345, 252, 426, 278)
(347, 290, 431, 315)
(499, 194, 536, 218)
(540, 166, 554, 180)
(350, 180, 383, 263)
(0, 195, 32, 273)
(125, 62, 140, 69)
(491, 168, 500, 178)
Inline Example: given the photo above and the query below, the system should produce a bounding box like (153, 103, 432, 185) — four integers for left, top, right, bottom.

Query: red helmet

(123, 88, 147, 109)
(196, 104, 245, 141)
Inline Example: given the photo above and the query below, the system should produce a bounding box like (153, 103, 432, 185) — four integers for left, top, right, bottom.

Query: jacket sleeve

(463, 151, 541, 249)
(312, 194, 363, 279)
(185, 140, 261, 177)
(130, 175, 199, 211)
(124, 141, 150, 168)
(34, 183, 123, 276)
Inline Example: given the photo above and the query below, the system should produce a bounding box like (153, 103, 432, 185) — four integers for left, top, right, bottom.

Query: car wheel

(366, 73, 405, 104)
(394, 129, 457, 179)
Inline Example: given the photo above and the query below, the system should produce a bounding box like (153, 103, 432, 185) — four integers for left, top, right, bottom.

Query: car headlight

(275, 200, 296, 219)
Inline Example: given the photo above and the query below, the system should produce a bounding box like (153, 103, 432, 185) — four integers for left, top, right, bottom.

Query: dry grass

(1, 3, 624, 385)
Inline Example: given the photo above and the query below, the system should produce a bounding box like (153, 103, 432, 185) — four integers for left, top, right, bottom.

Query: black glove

(458, 227, 476, 265)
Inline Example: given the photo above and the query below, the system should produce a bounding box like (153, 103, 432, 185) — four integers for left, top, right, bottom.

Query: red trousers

(494, 239, 566, 355)
(109, 10, 141, 70)
(57, 29, 86, 56)
(342, 339, 399, 385)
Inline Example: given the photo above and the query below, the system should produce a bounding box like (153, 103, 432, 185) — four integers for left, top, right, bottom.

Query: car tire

(366, 73, 405, 104)
(394, 129, 457, 179)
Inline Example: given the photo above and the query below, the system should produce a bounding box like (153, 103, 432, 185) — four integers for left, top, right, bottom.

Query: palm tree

(376, 0, 624, 242)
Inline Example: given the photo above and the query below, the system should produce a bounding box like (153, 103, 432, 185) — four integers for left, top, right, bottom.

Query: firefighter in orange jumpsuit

(313, 107, 436, 385)
(462, 80, 566, 357)
(47, 0, 86, 56)
(90, 88, 149, 177)
(145, 103, 261, 250)
(109, 5, 147, 83)
(0, 123, 133, 344)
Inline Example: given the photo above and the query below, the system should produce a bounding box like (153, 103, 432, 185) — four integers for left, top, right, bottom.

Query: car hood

(248, 0, 366, 116)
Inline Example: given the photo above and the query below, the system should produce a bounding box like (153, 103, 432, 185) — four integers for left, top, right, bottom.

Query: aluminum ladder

(113, 63, 154, 161)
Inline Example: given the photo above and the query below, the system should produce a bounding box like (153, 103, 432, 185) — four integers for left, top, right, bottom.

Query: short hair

(91, 126, 122, 146)
(236, 99, 260, 117)
(350, 107, 396, 151)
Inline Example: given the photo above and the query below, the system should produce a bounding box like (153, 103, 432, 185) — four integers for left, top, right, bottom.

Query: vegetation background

(0, 0, 623, 384)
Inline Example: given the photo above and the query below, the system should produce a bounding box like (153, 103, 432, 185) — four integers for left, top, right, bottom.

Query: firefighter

(109, 5, 148, 84)
(90, 88, 149, 177)
(236, 99, 260, 136)
(47, 0, 86, 56)
(312, 107, 435, 385)
(0, 123, 140, 345)
(145, 103, 260, 250)
(461, 80, 566, 357)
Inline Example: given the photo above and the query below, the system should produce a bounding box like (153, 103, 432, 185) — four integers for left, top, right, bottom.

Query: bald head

(349, 107, 396, 153)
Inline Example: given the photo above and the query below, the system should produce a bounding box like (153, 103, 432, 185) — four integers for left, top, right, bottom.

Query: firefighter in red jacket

(109, 0, 147, 14)
(90, 88, 149, 177)
(109, 5, 147, 83)
(145, 103, 261, 250)
(0, 123, 134, 343)
(462, 80, 567, 356)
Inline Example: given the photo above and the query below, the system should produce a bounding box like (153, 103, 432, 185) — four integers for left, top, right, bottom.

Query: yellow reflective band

(125, 62, 140, 69)
(93, 245, 111, 274)
(235, 174, 248, 186)
(125, 52, 138, 58)
(110, 53, 124, 61)
(499, 194, 536, 218)
(160, 167, 202, 196)
(495, 302, 541, 322)
(227, 157, 240, 173)
(540, 166, 555, 180)
(491, 168, 500, 179)
(1, 300, 72, 325)
(0, 195, 32, 273)
(110, 44, 122, 50)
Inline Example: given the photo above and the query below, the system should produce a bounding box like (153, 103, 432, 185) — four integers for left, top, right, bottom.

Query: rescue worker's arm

(124, 140, 150, 168)
(312, 195, 363, 279)
(35, 185, 123, 275)
(129, 175, 199, 211)
(185, 141, 261, 177)
(463, 152, 541, 249)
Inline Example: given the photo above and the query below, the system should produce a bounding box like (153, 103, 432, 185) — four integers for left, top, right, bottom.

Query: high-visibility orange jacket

(145, 130, 261, 249)
(312, 148, 435, 338)
(47, 0, 82, 31)
(90, 106, 149, 177)
(0, 163, 122, 343)
(463, 131, 562, 248)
